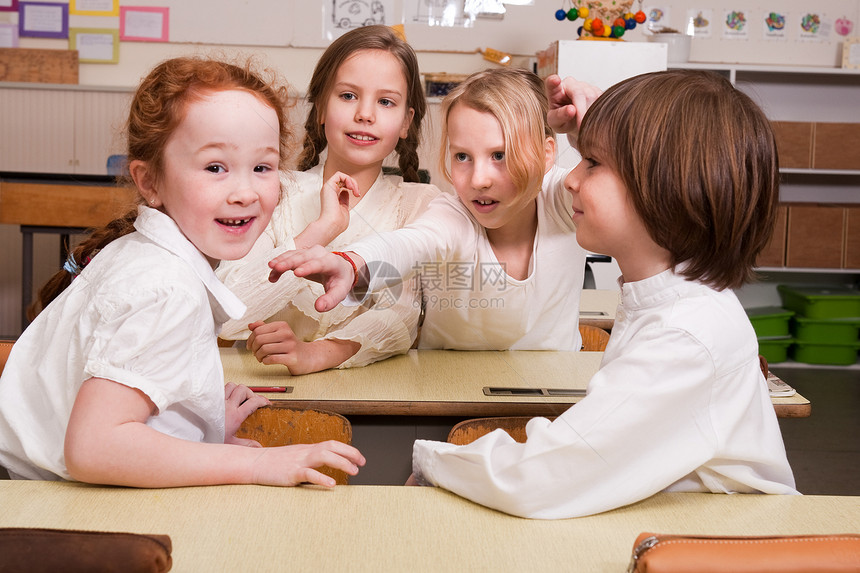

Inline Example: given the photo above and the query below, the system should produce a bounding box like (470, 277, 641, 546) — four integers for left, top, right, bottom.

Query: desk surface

(579, 288, 619, 330)
(1, 482, 857, 572)
(221, 348, 811, 418)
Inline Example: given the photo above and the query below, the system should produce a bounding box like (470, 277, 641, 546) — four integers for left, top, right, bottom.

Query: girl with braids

(0, 56, 365, 487)
(217, 25, 440, 374)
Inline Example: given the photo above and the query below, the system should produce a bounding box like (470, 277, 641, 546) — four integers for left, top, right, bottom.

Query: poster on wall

(411, 0, 475, 28)
(70, 0, 118, 17)
(120, 6, 169, 42)
(834, 15, 854, 38)
(324, 0, 397, 40)
(723, 9, 749, 39)
(643, 5, 671, 30)
(798, 12, 831, 41)
(0, 22, 18, 46)
(0, 0, 19, 12)
(762, 10, 787, 41)
(689, 9, 711, 38)
(19, 1, 68, 38)
(70, 27, 118, 63)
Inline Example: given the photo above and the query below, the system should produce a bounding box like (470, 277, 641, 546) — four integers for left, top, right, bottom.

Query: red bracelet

(331, 251, 359, 289)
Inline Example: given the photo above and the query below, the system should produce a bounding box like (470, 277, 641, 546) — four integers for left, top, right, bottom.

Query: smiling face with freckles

(132, 89, 281, 268)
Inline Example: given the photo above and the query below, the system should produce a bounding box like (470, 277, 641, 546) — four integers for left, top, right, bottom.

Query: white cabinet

(0, 84, 131, 175)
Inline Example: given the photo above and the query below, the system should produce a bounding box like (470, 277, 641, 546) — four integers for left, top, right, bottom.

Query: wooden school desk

(0, 173, 136, 328)
(1, 481, 857, 572)
(579, 288, 619, 331)
(221, 348, 812, 419)
(222, 347, 810, 484)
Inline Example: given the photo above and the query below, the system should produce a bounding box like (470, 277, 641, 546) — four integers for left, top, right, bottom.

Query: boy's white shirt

(411, 266, 798, 519)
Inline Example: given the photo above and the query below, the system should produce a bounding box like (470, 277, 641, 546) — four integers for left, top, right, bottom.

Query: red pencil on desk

(248, 386, 291, 393)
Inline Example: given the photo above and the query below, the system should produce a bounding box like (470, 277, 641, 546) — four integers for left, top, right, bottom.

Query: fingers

(322, 440, 366, 470)
(300, 468, 337, 488)
(225, 383, 270, 414)
(268, 246, 329, 283)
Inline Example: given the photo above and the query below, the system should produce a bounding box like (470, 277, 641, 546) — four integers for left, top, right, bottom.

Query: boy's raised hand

(268, 245, 360, 312)
(545, 74, 603, 134)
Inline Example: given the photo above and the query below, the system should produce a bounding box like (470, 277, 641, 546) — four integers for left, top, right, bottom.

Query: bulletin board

(140, 0, 860, 65)
(8, 0, 858, 65)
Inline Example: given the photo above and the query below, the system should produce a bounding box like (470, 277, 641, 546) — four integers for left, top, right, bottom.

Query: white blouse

(411, 267, 798, 519)
(217, 165, 441, 368)
(349, 166, 586, 350)
(0, 207, 243, 480)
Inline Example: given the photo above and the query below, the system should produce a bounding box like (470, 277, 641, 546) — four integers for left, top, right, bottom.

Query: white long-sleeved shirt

(349, 166, 586, 350)
(412, 267, 798, 519)
(0, 207, 243, 480)
(217, 165, 440, 368)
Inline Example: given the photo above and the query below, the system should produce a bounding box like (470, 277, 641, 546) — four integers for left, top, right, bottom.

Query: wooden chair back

(447, 416, 557, 446)
(579, 324, 610, 351)
(235, 404, 353, 485)
(0, 340, 14, 376)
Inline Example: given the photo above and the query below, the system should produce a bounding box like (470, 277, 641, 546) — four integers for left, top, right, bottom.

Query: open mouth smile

(217, 218, 253, 228)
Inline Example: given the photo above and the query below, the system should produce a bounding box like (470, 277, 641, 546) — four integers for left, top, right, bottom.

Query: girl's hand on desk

(251, 441, 366, 488)
(247, 320, 303, 372)
(268, 245, 359, 312)
(247, 320, 360, 375)
(224, 382, 269, 447)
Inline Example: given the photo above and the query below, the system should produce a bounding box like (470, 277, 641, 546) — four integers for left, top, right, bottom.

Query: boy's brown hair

(577, 69, 779, 290)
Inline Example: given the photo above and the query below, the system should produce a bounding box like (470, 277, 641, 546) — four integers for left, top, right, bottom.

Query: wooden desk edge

(266, 399, 579, 417)
(578, 317, 615, 330)
(272, 398, 810, 418)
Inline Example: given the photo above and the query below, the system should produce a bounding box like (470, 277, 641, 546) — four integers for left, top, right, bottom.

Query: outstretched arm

(545, 74, 602, 146)
(64, 377, 365, 488)
(268, 245, 366, 313)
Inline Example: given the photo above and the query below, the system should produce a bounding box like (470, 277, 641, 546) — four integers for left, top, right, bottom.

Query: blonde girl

(270, 68, 589, 352)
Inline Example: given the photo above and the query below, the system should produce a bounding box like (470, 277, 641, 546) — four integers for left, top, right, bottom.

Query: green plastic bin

(777, 285, 860, 319)
(791, 316, 860, 344)
(790, 339, 860, 366)
(757, 336, 793, 364)
(746, 306, 794, 337)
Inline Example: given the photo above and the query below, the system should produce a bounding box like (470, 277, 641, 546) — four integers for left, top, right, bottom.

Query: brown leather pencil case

(628, 531, 860, 573)
(0, 527, 172, 572)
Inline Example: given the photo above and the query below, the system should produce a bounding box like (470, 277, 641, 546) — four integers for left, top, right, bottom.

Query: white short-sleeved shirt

(412, 267, 798, 519)
(349, 166, 586, 350)
(217, 165, 440, 367)
(0, 206, 245, 480)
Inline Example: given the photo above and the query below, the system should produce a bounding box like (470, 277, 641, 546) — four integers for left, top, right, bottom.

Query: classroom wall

(2, 0, 859, 336)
